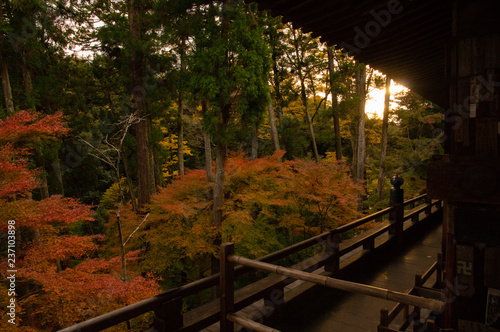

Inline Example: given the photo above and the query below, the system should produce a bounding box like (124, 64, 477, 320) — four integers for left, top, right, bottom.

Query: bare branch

(123, 213, 149, 246)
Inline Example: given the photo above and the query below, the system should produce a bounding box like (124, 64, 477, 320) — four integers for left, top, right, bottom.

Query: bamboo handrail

(229, 255, 445, 312)
(227, 313, 282, 332)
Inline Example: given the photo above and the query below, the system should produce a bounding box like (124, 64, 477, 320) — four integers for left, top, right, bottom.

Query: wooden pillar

(378, 308, 389, 331)
(389, 175, 404, 244)
(325, 232, 340, 273)
(220, 243, 234, 332)
(153, 298, 183, 332)
(428, 1, 500, 329)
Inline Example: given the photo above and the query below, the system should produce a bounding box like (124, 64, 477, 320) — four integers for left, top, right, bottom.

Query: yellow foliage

(159, 129, 193, 179)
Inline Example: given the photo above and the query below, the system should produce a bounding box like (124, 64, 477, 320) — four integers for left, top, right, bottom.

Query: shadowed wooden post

(425, 196, 432, 215)
(325, 232, 340, 273)
(426, 319, 436, 332)
(379, 308, 389, 328)
(415, 274, 422, 288)
(220, 243, 234, 332)
(389, 175, 404, 244)
(153, 298, 183, 332)
(436, 253, 443, 287)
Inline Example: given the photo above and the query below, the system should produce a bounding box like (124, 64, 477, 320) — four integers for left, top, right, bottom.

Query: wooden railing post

(425, 195, 432, 215)
(426, 319, 436, 332)
(380, 308, 389, 326)
(436, 253, 443, 287)
(415, 274, 422, 288)
(325, 232, 340, 273)
(412, 306, 422, 332)
(220, 243, 234, 332)
(389, 175, 404, 244)
(153, 298, 183, 332)
(378, 308, 389, 331)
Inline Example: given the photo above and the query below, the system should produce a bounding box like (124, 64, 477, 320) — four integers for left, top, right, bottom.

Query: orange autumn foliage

(138, 151, 361, 283)
(0, 112, 159, 331)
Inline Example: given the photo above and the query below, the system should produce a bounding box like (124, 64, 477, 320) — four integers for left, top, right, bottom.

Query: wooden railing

(220, 244, 446, 332)
(378, 254, 445, 332)
(59, 194, 442, 332)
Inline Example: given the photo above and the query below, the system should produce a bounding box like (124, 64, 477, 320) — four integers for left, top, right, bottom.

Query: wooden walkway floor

(271, 221, 443, 332)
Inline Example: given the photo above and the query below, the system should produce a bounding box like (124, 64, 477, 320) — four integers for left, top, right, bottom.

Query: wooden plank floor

(272, 221, 443, 332)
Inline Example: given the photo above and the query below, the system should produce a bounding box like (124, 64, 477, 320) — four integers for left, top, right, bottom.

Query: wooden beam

(227, 313, 281, 332)
(229, 255, 446, 312)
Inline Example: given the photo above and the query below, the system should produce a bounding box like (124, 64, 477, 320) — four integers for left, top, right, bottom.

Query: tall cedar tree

(189, 0, 271, 272)
(377, 76, 391, 201)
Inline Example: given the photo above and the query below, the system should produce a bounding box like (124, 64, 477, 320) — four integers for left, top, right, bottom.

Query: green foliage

(189, 1, 271, 143)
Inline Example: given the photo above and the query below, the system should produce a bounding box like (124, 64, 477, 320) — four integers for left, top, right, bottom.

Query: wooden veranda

(60, 195, 444, 332)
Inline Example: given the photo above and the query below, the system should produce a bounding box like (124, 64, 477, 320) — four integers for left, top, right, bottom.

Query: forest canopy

(0, 0, 444, 330)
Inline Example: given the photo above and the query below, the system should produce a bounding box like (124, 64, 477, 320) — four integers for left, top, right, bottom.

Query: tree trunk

(351, 125, 358, 178)
(292, 28, 319, 162)
(122, 147, 137, 212)
(211, 139, 226, 281)
(327, 46, 342, 161)
(211, 0, 230, 281)
(202, 101, 213, 182)
(305, 101, 320, 162)
(377, 76, 391, 201)
(20, 54, 35, 112)
(212, 140, 227, 228)
(0, 55, 14, 114)
(177, 101, 184, 176)
(149, 142, 156, 194)
(270, 31, 284, 132)
(129, 0, 150, 211)
(39, 169, 50, 199)
(251, 123, 258, 160)
(356, 65, 366, 211)
(51, 158, 64, 196)
(177, 39, 186, 176)
(135, 116, 150, 211)
(152, 150, 161, 190)
(116, 211, 127, 282)
(268, 99, 280, 152)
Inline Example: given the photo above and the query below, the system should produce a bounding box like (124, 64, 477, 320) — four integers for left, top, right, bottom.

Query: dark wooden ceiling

(249, 0, 453, 107)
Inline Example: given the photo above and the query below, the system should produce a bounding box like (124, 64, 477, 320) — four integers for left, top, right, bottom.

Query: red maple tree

(0, 111, 159, 331)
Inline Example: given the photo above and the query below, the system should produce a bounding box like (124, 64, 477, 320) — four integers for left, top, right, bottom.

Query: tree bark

(39, 169, 50, 199)
(51, 158, 64, 196)
(212, 0, 230, 230)
(0, 55, 14, 114)
(377, 76, 391, 201)
(251, 123, 258, 160)
(327, 46, 342, 161)
(129, 0, 151, 211)
(213, 141, 227, 227)
(122, 147, 137, 212)
(356, 65, 366, 210)
(202, 101, 213, 182)
(149, 142, 156, 194)
(268, 99, 280, 152)
(177, 38, 186, 176)
(20, 54, 35, 112)
(270, 30, 284, 132)
(177, 101, 184, 175)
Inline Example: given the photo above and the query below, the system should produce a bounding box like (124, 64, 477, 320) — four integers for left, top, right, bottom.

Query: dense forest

(0, 0, 444, 330)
